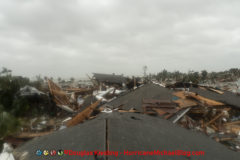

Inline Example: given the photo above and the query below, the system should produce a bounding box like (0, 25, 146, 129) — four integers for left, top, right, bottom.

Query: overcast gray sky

(0, 0, 240, 79)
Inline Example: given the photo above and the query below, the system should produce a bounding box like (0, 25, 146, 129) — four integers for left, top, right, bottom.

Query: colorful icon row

(36, 150, 64, 156)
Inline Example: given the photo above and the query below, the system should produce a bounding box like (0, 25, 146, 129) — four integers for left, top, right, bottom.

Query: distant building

(92, 73, 127, 87)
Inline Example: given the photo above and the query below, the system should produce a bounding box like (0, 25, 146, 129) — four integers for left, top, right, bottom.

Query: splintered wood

(48, 79, 71, 108)
(208, 88, 224, 95)
(173, 99, 197, 108)
(15, 131, 53, 139)
(173, 91, 224, 107)
(223, 120, 240, 126)
(224, 125, 240, 135)
(173, 92, 197, 108)
(187, 92, 224, 106)
(142, 98, 179, 119)
(67, 100, 101, 127)
(205, 108, 231, 126)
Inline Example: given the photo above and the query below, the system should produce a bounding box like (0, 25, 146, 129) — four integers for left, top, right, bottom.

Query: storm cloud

(0, 0, 240, 78)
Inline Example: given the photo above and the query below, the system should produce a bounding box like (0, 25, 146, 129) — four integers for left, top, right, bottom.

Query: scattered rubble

(2, 75, 240, 159)
(2, 75, 129, 150)
(166, 83, 240, 151)
(97, 82, 240, 152)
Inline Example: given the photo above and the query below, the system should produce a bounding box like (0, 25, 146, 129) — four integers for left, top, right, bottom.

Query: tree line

(152, 68, 240, 84)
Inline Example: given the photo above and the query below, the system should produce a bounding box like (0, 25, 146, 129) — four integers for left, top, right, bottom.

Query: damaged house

(12, 83, 240, 160)
(93, 73, 127, 88)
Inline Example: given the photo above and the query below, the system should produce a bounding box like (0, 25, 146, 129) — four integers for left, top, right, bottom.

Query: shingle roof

(189, 87, 240, 108)
(102, 83, 173, 112)
(13, 112, 239, 160)
(93, 73, 127, 84)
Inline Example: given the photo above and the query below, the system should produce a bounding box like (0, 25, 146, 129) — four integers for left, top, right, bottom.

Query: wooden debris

(224, 124, 240, 135)
(67, 100, 101, 127)
(217, 137, 235, 142)
(173, 91, 225, 106)
(89, 116, 97, 120)
(4, 131, 53, 147)
(208, 88, 224, 95)
(154, 107, 179, 114)
(15, 131, 53, 139)
(224, 120, 240, 126)
(173, 91, 198, 108)
(153, 108, 167, 116)
(48, 79, 72, 110)
(178, 115, 196, 129)
(205, 108, 231, 126)
(173, 98, 197, 108)
(118, 109, 139, 113)
(173, 91, 187, 99)
(187, 92, 224, 106)
(210, 124, 218, 131)
(164, 113, 174, 119)
(199, 86, 207, 90)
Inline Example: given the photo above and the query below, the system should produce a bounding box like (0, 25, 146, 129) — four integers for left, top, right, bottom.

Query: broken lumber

(118, 109, 139, 113)
(205, 108, 231, 126)
(173, 91, 187, 99)
(208, 88, 224, 95)
(48, 79, 72, 110)
(187, 92, 224, 106)
(164, 113, 174, 119)
(153, 108, 167, 116)
(15, 131, 52, 139)
(67, 100, 101, 127)
(173, 91, 198, 108)
(173, 91, 225, 106)
(224, 120, 240, 126)
(225, 125, 240, 135)
(173, 98, 197, 108)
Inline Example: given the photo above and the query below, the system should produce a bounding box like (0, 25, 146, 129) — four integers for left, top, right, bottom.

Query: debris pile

(2, 75, 130, 149)
(48, 79, 78, 113)
(160, 86, 240, 152)
(101, 82, 240, 152)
